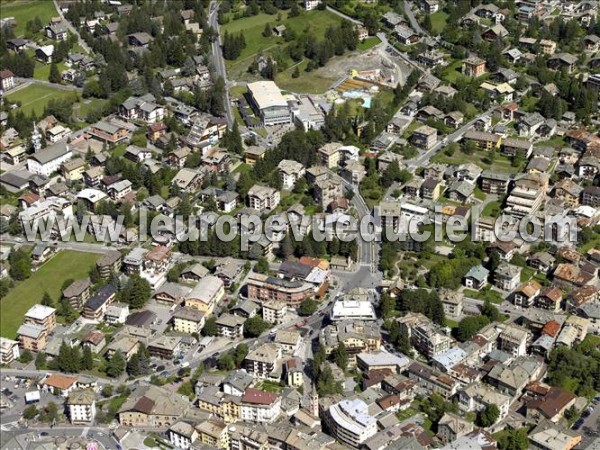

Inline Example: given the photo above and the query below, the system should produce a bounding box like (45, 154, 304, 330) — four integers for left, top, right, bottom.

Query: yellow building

(184, 275, 224, 317)
(195, 420, 229, 449)
(172, 307, 205, 334)
(221, 397, 241, 423)
(62, 158, 86, 181)
(244, 146, 266, 166)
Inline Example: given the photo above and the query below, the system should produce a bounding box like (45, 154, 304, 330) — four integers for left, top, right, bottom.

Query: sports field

(0, 251, 99, 339)
(5, 84, 78, 116)
(1, 0, 58, 36)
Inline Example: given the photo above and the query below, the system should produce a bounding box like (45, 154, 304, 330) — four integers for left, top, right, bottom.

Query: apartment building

(246, 273, 314, 306)
(215, 314, 245, 339)
(240, 388, 282, 424)
(247, 185, 280, 211)
(498, 324, 530, 357)
(172, 307, 206, 334)
(323, 399, 377, 448)
(184, 276, 225, 316)
(0, 337, 20, 365)
(318, 142, 342, 168)
(244, 343, 281, 379)
(24, 304, 56, 333)
(67, 389, 96, 424)
(83, 285, 117, 320)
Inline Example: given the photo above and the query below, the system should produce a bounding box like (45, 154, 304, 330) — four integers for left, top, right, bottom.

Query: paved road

(52, 0, 92, 54)
(208, 0, 235, 127)
(13, 78, 83, 93)
(403, 0, 426, 35)
(325, 5, 363, 25)
(407, 107, 496, 171)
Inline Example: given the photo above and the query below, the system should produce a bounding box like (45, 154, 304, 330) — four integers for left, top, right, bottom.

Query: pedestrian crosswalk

(0, 421, 20, 432)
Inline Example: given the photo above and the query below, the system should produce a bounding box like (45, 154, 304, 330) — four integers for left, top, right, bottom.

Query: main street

(208, 0, 235, 127)
(407, 107, 496, 171)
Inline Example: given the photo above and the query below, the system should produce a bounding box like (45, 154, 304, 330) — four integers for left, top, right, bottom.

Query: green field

(1, 0, 58, 36)
(432, 148, 521, 174)
(357, 36, 381, 51)
(222, 10, 342, 73)
(276, 59, 336, 94)
(6, 84, 78, 116)
(74, 97, 108, 121)
(0, 251, 100, 339)
(430, 11, 449, 34)
(33, 61, 67, 81)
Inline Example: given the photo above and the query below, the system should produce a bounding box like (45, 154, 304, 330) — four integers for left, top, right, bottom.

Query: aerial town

(0, 0, 600, 449)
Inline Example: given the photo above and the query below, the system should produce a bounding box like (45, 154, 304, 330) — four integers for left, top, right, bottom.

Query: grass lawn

(33, 61, 67, 81)
(580, 234, 600, 253)
(0, 251, 100, 338)
(445, 318, 459, 329)
(463, 287, 504, 304)
(6, 84, 78, 117)
(1, 0, 58, 36)
(432, 148, 520, 174)
(223, 9, 342, 74)
(259, 380, 283, 393)
(357, 36, 381, 51)
(482, 200, 502, 218)
(276, 59, 335, 94)
(441, 60, 465, 85)
(430, 11, 448, 34)
(396, 407, 418, 421)
(74, 98, 108, 122)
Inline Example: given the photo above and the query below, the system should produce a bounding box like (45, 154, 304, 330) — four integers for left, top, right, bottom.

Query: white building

(330, 300, 377, 321)
(0, 337, 20, 365)
(247, 184, 280, 211)
(27, 142, 72, 176)
(457, 383, 511, 421)
(277, 159, 305, 189)
(104, 303, 129, 324)
(168, 421, 198, 449)
(247, 81, 291, 126)
(304, 0, 321, 10)
(324, 399, 378, 447)
(67, 389, 96, 424)
(240, 388, 282, 423)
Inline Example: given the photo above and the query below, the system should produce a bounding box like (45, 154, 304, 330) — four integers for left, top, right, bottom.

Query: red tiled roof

(0, 69, 14, 79)
(542, 320, 561, 338)
(241, 388, 278, 405)
(43, 373, 77, 390)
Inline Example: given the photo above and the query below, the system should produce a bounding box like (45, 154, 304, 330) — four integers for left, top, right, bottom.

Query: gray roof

(465, 265, 489, 283)
(28, 142, 70, 165)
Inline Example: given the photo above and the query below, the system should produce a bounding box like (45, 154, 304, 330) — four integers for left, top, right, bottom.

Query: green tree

(299, 299, 318, 316)
(120, 275, 152, 309)
(48, 63, 62, 83)
(482, 298, 500, 322)
(234, 343, 249, 367)
(263, 22, 273, 37)
(477, 403, 500, 427)
(333, 342, 348, 370)
(41, 291, 53, 307)
(19, 349, 33, 364)
(23, 404, 38, 420)
(106, 351, 126, 378)
(254, 257, 270, 274)
(35, 352, 47, 370)
(217, 353, 236, 370)
(497, 428, 529, 450)
(202, 317, 218, 336)
(456, 316, 490, 341)
(244, 316, 270, 337)
(81, 346, 94, 371)
(380, 292, 395, 319)
(292, 66, 300, 78)
(8, 249, 31, 280)
(101, 385, 113, 397)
